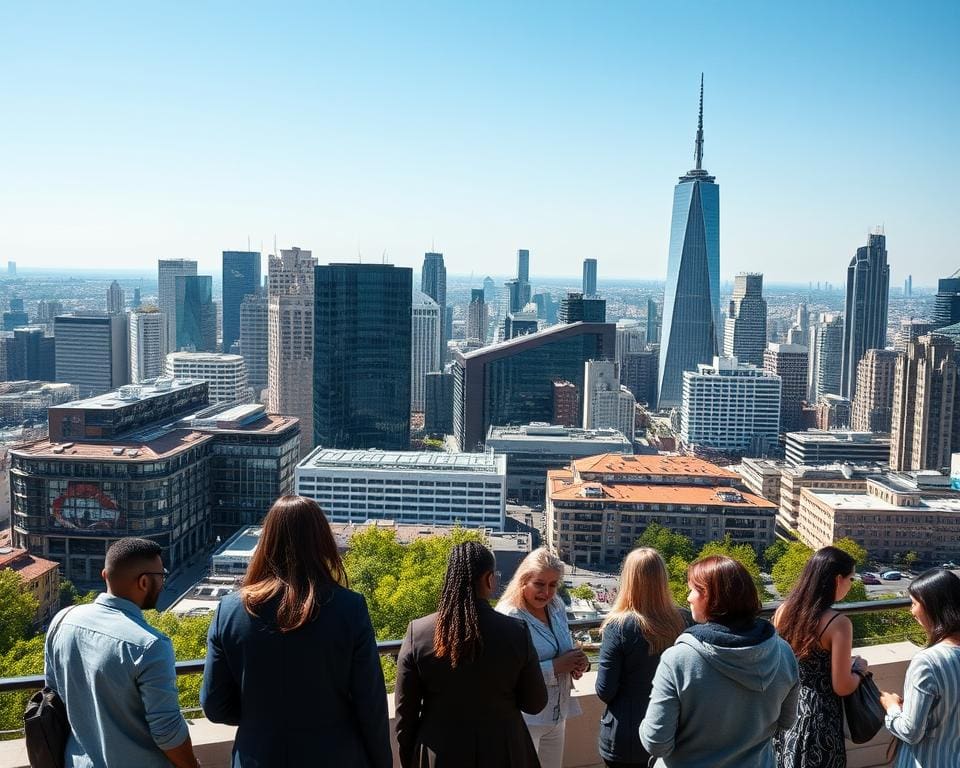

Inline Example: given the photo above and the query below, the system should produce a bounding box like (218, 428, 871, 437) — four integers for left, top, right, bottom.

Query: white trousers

(527, 719, 566, 768)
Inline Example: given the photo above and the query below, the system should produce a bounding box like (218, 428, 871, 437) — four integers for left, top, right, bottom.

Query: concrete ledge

(0, 642, 920, 768)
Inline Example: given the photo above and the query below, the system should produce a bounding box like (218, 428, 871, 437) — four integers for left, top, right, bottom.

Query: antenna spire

(694, 73, 704, 170)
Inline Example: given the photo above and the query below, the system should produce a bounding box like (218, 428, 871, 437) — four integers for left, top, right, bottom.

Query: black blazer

(394, 600, 548, 768)
(200, 588, 392, 768)
(596, 611, 690, 765)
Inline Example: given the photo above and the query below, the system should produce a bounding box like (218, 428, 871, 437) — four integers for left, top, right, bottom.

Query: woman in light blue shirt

(497, 547, 589, 768)
(881, 568, 960, 768)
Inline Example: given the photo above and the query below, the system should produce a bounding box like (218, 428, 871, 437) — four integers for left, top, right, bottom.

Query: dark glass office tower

(658, 76, 720, 409)
(421, 252, 447, 361)
(175, 275, 217, 352)
(841, 232, 890, 399)
(933, 274, 960, 329)
(314, 263, 412, 450)
(222, 250, 261, 354)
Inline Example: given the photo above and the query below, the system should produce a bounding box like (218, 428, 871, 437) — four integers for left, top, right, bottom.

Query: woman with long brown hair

(773, 546, 867, 768)
(201, 495, 391, 768)
(596, 548, 688, 767)
(394, 541, 547, 767)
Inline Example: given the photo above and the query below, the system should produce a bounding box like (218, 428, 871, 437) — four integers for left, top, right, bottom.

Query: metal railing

(0, 597, 912, 695)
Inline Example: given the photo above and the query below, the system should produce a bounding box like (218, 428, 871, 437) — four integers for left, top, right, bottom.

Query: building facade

(724, 273, 767, 368)
(658, 78, 720, 409)
(421, 252, 447, 361)
(552, 380, 580, 427)
(680, 357, 781, 457)
(452, 321, 616, 452)
(106, 281, 124, 314)
(314, 263, 412, 450)
(466, 288, 488, 345)
(239, 291, 268, 401)
(54, 314, 129, 397)
(547, 453, 776, 566)
(424, 371, 453, 436)
(784, 430, 890, 467)
(582, 258, 597, 296)
(764, 343, 808, 434)
(411, 290, 441, 413)
(268, 248, 316, 456)
(890, 334, 959, 471)
(583, 360, 635, 441)
(129, 308, 167, 383)
(157, 259, 197, 354)
(559, 293, 606, 324)
(222, 250, 261, 355)
(851, 348, 898, 433)
(175, 275, 216, 352)
(0, 542, 61, 626)
(165, 352, 251, 404)
(295, 448, 506, 529)
(933, 275, 960, 329)
(841, 232, 890, 399)
(811, 313, 844, 401)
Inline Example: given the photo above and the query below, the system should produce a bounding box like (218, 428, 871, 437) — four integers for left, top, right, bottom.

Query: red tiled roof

(571, 453, 738, 478)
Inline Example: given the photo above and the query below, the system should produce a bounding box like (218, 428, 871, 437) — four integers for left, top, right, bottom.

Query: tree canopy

(0, 571, 39, 656)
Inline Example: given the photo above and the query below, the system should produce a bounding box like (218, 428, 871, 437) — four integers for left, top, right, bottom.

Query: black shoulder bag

(24, 606, 76, 768)
(843, 670, 885, 744)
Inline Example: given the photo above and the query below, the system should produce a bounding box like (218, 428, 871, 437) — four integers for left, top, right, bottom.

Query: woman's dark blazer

(200, 587, 392, 768)
(394, 600, 548, 768)
(595, 611, 691, 765)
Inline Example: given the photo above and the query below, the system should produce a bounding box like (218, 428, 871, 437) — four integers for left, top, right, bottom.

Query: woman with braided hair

(395, 541, 548, 767)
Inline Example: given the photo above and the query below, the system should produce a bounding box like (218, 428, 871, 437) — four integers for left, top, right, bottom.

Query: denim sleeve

(885, 656, 938, 745)
(137, 636, 189, 751)
(200, 602, 241, 725)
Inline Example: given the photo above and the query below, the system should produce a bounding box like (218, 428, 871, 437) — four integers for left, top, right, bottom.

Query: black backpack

(23, 607, 76, 768)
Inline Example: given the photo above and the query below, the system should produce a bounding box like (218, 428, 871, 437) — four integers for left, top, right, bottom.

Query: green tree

(0, 570, 39, 655)
(834, 537, 868, 568)
(666, 554, 692, 605)
(144, 611, 213, 713)
(636, 523, 695, 562)
(763, 540, 789, 570)
(569, 584, 595, 601)
(0, 635, 45, 739)
(697, 535, 765, 595)
(771, 541, 814, 596)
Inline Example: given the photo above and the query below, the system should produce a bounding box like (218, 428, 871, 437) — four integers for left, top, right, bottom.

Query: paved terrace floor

(0, 640, 918, 768)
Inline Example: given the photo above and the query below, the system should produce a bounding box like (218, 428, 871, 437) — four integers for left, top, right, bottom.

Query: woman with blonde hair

(497, 547, 589, 768)
(596, 548, 688, 767)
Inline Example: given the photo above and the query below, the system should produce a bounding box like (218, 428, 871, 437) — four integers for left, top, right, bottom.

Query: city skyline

(2, 4, 958, 284)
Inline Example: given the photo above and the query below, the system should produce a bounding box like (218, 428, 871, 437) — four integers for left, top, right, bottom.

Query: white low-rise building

(165, 351, 252, 405)
(296, 448, 507, 529)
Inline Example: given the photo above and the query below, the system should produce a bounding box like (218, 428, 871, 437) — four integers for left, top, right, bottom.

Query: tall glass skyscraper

(222, 250, 261, 355)
(175, 275, 216, 352)
(314, 263, 412, 450)
(657, 76, 720, 409)
(841, 232, 890, 400)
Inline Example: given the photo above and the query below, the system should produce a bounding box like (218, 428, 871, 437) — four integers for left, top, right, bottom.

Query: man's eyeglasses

(139, 568, 169, 583)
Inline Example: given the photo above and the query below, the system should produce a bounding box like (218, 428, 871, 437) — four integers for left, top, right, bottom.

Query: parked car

(942, 561, 958, 569)
(861, 573, 881, 585)
(881, 570, 903, 580)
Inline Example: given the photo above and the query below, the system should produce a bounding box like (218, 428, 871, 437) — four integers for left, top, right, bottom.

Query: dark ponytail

(433, 541, 495, 668)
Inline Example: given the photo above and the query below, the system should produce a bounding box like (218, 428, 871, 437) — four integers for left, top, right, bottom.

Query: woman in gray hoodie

(639, 555, 799, 768)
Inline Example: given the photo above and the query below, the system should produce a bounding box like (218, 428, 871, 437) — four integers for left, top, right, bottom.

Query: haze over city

(3, 2, 958, 284)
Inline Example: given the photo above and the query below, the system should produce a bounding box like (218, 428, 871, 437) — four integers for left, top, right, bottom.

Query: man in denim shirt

(45, 538, 199, 768)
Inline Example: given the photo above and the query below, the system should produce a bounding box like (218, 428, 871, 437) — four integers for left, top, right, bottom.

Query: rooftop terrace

(300, 447, 504, 473)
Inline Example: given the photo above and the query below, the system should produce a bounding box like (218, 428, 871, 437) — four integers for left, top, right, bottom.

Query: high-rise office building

(890, 334, 959, 471)
(681, 356, 781, 457)
(724, 273, 767, 368)
(895, 319, 934, 352)
(421, 252, 447, 362)
(132, 287, 141, 309)
(314, 263, 412, 450)
(424, 371, 454, 436)
(615, 320, 646, 366)
(559, 292, 606, 323)
(764, 343, 808, 434)
(658, 77, 720, 409)
(36, 300, 64, 325)
(582, 258, 597, 296)
(466, 288, 488, 345)
(933, 274, 960, 329)
(175, 275, 216, 352)
(620, 350, 659, 407)
(411, 290, 441, 413)
(787, 303, 810, 347)
(222, 251, 261, 355)
(904, 275, 913, 298)
(129, 307, 168, 383)
(582, 360, 636, 441)
(3, 311, 29, 331)
(165, 352, 251, 404)
(4, 327, 55, 381)
(812, 313, 844, 400)
(239, 290, 268, 400)
(158, 259, 197, 353)
(517, 248, 530, 286)
(483, 276, 497, 304)
(841, 232, 890, 399)
(54, 313, 129, 397)
(452, 321, 615, 451)
(552, 380, 580, 427)
(268, 248, 317, 456)
(646, 298, 661, 345)
(815, 394, 853, 430)
(850, 348, 898, 433)
(106, 281, 124, 314)
(503, 313, 539, 340)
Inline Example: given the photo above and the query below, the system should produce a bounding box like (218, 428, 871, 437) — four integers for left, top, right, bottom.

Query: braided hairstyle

(433, 541, 496, 668)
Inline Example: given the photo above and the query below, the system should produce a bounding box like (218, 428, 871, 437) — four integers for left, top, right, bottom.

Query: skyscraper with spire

(658, 75, 720, 409)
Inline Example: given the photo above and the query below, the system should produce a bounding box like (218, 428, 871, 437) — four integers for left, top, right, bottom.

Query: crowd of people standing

(41, 494, 960, 767)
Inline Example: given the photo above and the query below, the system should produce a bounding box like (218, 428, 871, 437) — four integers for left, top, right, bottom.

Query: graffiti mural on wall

(49, 482, 125, 530)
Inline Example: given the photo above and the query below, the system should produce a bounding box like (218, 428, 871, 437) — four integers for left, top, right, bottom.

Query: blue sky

(1, 1, 957, 285)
